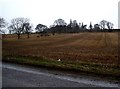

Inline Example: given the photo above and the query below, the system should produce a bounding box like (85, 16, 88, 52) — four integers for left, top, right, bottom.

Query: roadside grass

(3, 55, 120, 79)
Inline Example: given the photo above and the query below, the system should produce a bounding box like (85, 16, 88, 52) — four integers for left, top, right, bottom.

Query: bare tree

(100, 20, 114, 31)
(100, 20, 107, 29)
(0, 17, 7, 39)
(106, 22, 114, 30)
(23, 23, 33, 38)
(8, 17, 29, 39)
(0, 17, 7, 34)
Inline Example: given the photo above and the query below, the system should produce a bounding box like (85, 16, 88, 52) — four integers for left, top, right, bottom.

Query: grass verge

(2, 55, 120, 80)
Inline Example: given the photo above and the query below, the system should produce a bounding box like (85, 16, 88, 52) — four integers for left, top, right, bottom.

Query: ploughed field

(3, 32, 118, 66)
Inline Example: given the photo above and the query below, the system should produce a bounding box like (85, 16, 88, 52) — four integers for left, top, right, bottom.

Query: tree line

(0, 17, 116, 39)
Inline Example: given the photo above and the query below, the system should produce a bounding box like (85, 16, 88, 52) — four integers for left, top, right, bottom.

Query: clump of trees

(0, 16, 116, 39)
(50, 19, 67, 34)
(47, 19, 114, 34)
(8, 17, 32, 39)
(100, 20, 114, 31)
(35, 24, 49, 36)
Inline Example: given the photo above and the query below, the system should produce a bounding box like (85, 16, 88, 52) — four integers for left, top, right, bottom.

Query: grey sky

(0, 0, 119, 29)
(118, 1, 120, 28)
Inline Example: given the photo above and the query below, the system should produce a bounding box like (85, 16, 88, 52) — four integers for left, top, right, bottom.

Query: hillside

(2, 32, 120, 77)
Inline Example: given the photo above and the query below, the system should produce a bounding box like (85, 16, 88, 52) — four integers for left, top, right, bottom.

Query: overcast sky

(0, 0, 119, 29)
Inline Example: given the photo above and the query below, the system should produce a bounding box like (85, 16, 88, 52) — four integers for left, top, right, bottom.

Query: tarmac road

(2, 62, 120, 87)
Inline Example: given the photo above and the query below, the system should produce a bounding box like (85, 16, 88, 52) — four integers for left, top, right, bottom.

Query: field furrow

(3, 32, 118, 65)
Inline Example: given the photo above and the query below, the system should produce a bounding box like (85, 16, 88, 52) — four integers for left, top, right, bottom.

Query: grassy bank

(3, 55, 120, 79)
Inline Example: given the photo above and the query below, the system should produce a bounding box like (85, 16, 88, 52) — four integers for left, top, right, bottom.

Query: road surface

(2, 62, 120, 87)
